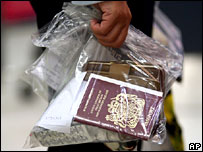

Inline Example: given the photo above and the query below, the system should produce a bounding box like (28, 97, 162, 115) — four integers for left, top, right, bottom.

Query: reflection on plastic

(23, 2, 183, 148)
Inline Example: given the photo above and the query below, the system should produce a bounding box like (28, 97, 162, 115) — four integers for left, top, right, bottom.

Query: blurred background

(1, 1, 202, 151)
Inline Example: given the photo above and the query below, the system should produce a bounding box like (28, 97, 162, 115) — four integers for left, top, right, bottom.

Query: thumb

(90, 19, 100, 32)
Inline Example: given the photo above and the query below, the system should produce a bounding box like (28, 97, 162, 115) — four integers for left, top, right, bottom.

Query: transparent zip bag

(23, 2, 184, 102)
(23, 2, 183, 148)
(152, 3, 184, 64)
(23, 3, 102, 101)
(24, 35, 168, 148)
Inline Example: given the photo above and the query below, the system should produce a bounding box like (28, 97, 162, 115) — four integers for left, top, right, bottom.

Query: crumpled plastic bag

(23, 2, 183, 148)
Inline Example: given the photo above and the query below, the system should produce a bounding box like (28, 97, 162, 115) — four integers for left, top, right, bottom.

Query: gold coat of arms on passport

(105, 93, 145, 129)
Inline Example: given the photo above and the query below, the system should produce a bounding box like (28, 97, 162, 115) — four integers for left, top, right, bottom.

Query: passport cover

(74, 74, 163, 140)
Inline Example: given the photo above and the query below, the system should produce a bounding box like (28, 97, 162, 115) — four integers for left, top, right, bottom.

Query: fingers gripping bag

(23, 2, 184, 148)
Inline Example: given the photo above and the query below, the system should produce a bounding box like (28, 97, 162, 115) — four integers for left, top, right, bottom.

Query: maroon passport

(74, 74, 163, 140)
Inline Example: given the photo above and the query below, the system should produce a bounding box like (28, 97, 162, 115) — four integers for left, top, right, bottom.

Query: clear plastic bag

(23, 3, 101, 100)
(24, 122, 137, 148)
(153, 3, 184, 55)
(23, 2, 183, 148)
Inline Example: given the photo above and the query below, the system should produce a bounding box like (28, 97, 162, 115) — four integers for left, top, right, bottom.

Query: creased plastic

(23, 2, 183, 148)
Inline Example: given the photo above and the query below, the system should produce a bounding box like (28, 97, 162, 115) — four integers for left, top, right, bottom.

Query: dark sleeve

(127, 1, 155, 37)
(30, 1, 155, 37)
(30, 1, 65, 29)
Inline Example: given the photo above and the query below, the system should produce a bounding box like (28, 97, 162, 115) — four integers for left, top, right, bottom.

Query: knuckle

(93, 33, 101, 39)
(114, 44, 122, 48)
(98, 40, 106, 46)
(112, 42, 122, 48)
(106, 35, 116, 43)
(91, 26, 100, 35)
(102, 28, 109, 35)
(128, 11, 132, 20)
(125, 11, 132, 22)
